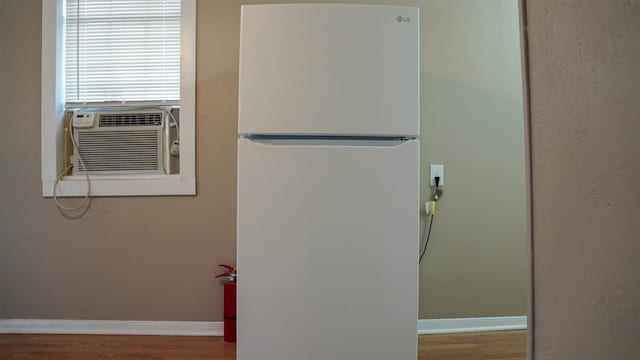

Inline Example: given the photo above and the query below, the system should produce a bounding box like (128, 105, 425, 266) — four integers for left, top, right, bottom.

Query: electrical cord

(419, 176, 441, 264)
(419, 212, 434, 264)
(165, 108, 180, 141)
(53, 122, 91, 212)
(165, 108, 181, 157)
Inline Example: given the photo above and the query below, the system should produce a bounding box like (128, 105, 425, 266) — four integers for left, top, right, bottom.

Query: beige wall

(0, 0, 526, 321)
(0, 0, 238, 321)
(527, 0, 640, 358)
(417, 0, 527, 318)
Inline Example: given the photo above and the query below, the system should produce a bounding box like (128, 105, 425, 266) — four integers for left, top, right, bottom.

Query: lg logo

(396, 16, 411, 23)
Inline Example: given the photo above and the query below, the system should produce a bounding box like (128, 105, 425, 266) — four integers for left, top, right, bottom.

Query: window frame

(41, 0, 196, 197)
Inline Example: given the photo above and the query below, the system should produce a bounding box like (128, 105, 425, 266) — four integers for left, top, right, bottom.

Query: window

(41, 0, 196, 197)
(65, 0, 180, 103)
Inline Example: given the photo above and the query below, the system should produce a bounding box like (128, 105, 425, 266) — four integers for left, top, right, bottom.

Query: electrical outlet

(430, 164, 444, 186)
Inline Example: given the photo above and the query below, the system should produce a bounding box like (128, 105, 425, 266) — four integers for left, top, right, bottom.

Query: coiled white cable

(53, 121, 91, 211)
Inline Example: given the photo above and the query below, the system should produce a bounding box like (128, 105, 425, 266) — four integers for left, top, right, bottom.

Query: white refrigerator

(237, 4, 420, 360)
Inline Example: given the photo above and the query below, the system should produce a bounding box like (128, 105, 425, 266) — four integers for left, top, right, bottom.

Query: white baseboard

(0, 316, 526, 336)
(418, 316, 528, 335)
(0, 320, 223, 336)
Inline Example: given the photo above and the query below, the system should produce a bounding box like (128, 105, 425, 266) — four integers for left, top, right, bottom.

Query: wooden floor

(0, 330, 526, 359)
(419, 331, 527, 360)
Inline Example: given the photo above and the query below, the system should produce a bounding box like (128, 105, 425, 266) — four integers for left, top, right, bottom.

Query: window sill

(43, 175, 196, 197)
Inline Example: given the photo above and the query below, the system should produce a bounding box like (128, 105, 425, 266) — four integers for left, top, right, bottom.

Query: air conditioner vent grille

(75, 130, 163, 173)
(99, 113, 163, 127)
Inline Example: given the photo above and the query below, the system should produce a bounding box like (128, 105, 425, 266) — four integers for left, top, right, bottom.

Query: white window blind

(65, 0, 181, 104)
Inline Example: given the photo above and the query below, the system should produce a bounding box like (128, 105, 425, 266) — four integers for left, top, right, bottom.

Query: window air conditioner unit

(71, 110, 169, 175)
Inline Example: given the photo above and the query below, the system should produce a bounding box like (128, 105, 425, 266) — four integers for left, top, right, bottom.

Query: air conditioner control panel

(72, 112, 96, 128)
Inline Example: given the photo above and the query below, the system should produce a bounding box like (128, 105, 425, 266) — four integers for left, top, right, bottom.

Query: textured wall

(526, 0, 640, 358)
(0, 0, 526, 321)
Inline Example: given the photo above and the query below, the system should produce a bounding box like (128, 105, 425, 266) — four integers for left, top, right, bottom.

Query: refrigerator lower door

(237, 138, 419, 360)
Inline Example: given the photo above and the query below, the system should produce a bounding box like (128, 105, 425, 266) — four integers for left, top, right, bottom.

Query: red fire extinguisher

(215, 264, 237, 343)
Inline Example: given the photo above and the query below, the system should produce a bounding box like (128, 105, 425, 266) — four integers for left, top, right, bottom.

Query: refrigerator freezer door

(237, 138, 419, 360)
(238, 4, 419, 136)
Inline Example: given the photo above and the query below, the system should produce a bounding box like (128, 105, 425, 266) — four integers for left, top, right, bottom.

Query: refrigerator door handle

(242, 136, 415, 147)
